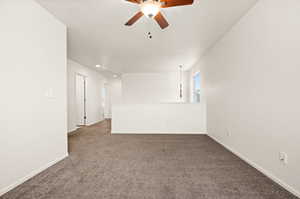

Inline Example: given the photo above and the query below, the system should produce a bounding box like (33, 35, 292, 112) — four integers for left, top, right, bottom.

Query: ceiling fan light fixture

(140, 0, 161, 18)
(125, 0, 194, 29)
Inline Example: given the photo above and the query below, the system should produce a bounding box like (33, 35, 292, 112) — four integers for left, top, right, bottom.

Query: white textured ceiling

(36, 0, 258, 74)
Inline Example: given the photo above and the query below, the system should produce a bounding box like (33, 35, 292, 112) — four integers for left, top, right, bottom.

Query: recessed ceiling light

(113, 74, 118, 78)
(95, 65, 101, 68)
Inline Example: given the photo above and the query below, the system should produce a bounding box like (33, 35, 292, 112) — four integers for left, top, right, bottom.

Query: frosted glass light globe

(141, 0, 161, 18)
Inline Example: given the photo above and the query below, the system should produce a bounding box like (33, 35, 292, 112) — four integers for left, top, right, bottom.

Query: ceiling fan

(125, 0, 194, 29)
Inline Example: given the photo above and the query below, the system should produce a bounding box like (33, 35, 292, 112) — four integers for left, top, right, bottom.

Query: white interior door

(76, 74, 86, 126)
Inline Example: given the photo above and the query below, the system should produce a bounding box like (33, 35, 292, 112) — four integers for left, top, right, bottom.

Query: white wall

(110, 79, 122, 105)
(195, 0, 300, 196)
(122, 72, 189, 104)
(104, 79, 122, 118)
(67, 60, 107, 132)
(0, 0, 67, 195)
(113, 72, 206, 134)
(112, 103, 206, 134)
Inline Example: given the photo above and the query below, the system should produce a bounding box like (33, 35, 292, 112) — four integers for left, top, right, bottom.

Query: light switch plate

(45, 88, 55, 99)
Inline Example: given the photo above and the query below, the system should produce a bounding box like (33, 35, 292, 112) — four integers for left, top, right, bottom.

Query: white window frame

(193, 71, 201, 103)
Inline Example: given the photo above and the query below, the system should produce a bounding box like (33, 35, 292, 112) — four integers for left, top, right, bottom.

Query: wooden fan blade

(125, 0, 140, 4)
(125, 11, 144, 26)
(161, 0, 194, 8)
(154, 12, 169, 29)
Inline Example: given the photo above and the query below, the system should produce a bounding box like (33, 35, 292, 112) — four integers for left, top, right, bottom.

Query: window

(193, 72, 201, 103)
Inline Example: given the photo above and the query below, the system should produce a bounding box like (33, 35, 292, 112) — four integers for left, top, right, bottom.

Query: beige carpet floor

(1, 120, 298, 199)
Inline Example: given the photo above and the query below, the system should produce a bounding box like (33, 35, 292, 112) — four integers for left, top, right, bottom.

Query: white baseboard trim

(68, 119, 107, 134)
(68, 127, 79, 134)
(209, 135, 300, 198)
(111, 131, 207, 135)
(0, 153, 68, 196)
(87, 119, 106, 127)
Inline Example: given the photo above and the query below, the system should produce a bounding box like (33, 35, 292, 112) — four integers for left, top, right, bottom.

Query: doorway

(76, 74, 87, 126)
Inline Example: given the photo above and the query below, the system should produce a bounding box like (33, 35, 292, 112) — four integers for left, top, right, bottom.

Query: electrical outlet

(279, 152, 288, 164)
